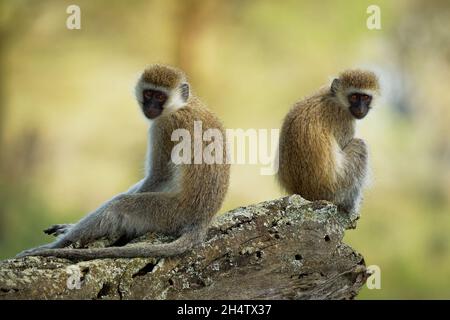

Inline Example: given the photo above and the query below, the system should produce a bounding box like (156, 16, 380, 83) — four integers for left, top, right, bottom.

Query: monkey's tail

(19, 227, 207, 261)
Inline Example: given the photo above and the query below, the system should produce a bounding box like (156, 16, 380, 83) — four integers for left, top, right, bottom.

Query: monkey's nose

(350, 105, 368, 119)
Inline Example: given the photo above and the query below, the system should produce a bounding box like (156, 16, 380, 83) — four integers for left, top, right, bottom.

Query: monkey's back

(277, 95, 339, 201)
(156, 97, 230, 225)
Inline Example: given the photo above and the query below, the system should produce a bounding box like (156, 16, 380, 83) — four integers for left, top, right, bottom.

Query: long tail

(20, 228, 206, 261)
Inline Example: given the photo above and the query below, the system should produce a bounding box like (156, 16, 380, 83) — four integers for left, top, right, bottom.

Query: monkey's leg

(337, 138, 368, 213)
(16, 192, 131, 258)
(41, 181, 146, 238)
(18, 179, 160, 259)
(337, 187, 362, 214)
(16, 192, 180, 258)
(40, 180, 148, 238)
(18, 225, 207, 260)
(124, 179, 147, 193)
(17, 193, 206, 260)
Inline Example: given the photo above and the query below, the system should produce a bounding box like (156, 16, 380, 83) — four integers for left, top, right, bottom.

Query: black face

(142, 89, 168, 119)
(348, 92, 372, 119)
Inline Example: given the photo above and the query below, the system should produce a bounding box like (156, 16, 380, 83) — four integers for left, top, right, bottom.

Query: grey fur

(16, 66, 230, 260)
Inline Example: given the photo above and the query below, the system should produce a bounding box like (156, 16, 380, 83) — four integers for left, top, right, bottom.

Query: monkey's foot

(15, 245, 52, 259)
(44, 224, 74, 237)
(336, 205, 360, 229)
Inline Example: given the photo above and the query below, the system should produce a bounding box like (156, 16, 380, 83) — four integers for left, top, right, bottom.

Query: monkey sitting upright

(277, 69, 380, 215)
(17, 64, 230, 260)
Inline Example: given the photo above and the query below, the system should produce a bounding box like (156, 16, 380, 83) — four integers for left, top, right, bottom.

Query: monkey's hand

(345, 138, 368, 159)
(44, 224, 74, 237)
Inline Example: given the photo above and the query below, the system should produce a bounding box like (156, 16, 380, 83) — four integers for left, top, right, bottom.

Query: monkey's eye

(349, 94, 358, 102)
(156, 93, 166, 102)
(143, 90, 152, 99)
(361, 95, 370, 101)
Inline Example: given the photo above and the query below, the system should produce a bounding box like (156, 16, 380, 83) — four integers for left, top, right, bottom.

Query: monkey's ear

(180, 83, 189, 102)
(330, 78, 340, 95)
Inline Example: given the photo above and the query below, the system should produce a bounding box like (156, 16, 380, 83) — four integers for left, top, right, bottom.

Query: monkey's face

(347, 92, 372, 119)
(142, 89, 168, 119)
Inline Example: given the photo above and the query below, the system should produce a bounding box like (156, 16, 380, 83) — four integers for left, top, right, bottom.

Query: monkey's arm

(341, 138, 368, 182)
(336, 138, 368, 212)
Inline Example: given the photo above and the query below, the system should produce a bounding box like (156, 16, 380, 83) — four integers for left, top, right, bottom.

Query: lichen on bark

(0, 195, 367, 300)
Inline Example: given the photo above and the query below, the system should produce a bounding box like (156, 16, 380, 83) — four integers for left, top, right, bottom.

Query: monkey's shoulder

(285, 96, 328, 128)
(172, 98, 225, 131)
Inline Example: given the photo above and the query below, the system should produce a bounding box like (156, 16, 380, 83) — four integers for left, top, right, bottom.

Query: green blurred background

(0, 0, 449, 299)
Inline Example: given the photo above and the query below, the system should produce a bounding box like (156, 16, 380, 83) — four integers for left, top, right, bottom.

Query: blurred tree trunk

(174, 0, 224, 77)
(0, 2, 43, 239)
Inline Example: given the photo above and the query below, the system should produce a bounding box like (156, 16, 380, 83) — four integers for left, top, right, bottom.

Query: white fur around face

(164, 86, 188, 115)
(134, 81, 188, 122)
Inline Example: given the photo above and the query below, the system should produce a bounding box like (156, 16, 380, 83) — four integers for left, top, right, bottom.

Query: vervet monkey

(277, 69, 380, 214)
(17, 64, 230, 260)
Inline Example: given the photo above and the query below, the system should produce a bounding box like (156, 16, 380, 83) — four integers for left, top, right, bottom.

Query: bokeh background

(1, 0, 449, 299)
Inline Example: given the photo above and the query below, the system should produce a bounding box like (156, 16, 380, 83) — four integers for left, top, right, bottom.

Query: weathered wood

(0, 195, 367, 300)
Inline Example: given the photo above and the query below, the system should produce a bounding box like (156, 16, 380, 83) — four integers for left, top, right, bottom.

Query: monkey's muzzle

(349, 104, 370, 119)
(143, 102, 163, 119)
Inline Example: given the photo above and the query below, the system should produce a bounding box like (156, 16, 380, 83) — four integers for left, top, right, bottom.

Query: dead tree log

(0, 195, 367, 299)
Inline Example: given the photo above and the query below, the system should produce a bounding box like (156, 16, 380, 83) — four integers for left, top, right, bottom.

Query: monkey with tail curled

(17, 64, 230, 260)
(277, 69, 380, 216)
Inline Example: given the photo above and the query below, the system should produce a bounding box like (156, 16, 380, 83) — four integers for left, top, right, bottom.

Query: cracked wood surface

(0, 195, 367, 300)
